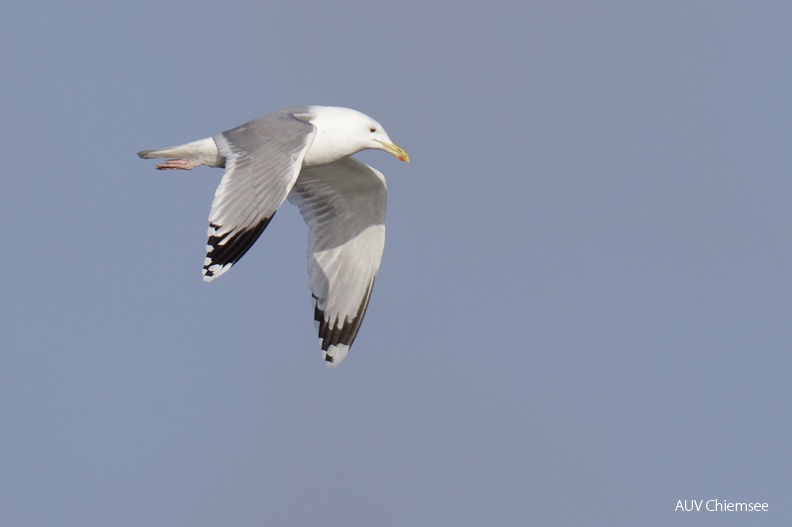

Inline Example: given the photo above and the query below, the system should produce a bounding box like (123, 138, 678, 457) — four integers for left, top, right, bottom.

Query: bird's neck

(304, 131, 360, 166)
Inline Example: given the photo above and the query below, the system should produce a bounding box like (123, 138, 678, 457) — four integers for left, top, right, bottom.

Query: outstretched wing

(287, 157, 387, 366)
(203, 108, 315, 281)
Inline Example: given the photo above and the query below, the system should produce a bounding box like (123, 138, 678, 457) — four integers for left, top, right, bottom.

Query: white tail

(137, 137, 224, 168)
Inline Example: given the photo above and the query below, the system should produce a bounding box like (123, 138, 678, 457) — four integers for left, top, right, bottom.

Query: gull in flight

(138, 106, 409, 366)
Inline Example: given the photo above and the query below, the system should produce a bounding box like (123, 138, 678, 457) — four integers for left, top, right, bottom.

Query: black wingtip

(203, 214, 276, 277)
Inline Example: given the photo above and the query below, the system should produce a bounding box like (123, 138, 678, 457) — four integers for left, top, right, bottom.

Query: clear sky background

(1, 2, 790, 526)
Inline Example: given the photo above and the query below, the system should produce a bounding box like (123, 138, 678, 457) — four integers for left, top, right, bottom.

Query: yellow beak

(376, 140, 410, 163)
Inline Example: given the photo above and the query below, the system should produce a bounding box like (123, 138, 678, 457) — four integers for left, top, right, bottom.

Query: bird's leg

(155, 159, 201, 170)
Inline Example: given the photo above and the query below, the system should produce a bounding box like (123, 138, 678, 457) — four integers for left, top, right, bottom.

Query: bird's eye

(369, 127, 377, 133)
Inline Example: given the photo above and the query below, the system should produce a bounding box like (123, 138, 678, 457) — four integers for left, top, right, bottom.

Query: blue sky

(1, 2, 790, 525)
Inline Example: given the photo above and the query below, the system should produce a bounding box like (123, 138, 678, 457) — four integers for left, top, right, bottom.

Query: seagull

(138, 106, 409, 366)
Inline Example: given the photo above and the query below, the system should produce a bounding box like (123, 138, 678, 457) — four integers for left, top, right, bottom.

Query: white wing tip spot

(202, 262, 233, 282)
(323, 343, 350, 368)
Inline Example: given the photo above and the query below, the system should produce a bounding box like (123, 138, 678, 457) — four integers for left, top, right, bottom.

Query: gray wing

(287, 157, 387, 366)
(203, 108, 315, 281)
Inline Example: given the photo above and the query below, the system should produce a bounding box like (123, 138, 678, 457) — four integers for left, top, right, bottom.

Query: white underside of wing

(310, 225, 384, 315)
(311, 225, 383, 366)
(288, 157, 387, 366)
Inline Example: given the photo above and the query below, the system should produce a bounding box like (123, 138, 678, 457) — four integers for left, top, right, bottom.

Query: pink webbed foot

(156, 159, 201, 170)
